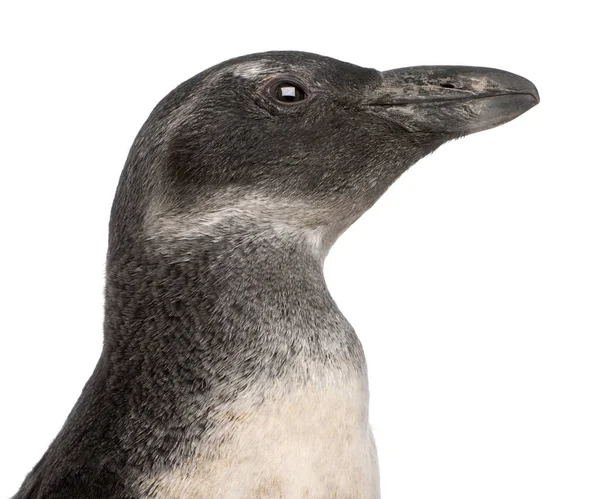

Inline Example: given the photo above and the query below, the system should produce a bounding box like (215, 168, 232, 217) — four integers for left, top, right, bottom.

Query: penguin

(13, 51, 538, 498)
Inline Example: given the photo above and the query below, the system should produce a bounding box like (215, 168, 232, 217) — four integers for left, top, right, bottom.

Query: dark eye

(271, 81, 307, 103)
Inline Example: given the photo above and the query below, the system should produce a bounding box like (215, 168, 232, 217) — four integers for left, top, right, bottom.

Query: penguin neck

(102, 225, 358, 373)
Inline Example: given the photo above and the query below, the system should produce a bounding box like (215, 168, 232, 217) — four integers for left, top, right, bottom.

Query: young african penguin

(13, 51, 538, 498)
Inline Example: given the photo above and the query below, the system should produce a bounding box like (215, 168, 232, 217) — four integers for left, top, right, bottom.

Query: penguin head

(116, 51, 538, 254)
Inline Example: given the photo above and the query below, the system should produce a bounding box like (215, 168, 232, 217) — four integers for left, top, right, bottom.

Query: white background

(1, 1, 598, 498)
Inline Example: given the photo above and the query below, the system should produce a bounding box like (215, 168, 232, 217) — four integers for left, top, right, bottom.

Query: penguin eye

(270, 81, 307, 104)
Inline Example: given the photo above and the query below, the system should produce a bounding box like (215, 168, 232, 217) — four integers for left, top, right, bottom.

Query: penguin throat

(143, 192, 332, 261)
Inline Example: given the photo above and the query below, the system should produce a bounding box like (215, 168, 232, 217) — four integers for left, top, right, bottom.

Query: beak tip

(521, 77, 540, 105)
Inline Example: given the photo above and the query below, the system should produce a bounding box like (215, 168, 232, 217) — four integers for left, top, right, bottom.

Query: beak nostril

(440, 83, 456, 89)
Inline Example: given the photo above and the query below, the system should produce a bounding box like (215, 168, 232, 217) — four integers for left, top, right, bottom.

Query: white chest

(139, 374, 380, 498)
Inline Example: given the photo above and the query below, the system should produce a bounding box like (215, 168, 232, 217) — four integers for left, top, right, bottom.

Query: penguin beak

(364, 66, 539, 134)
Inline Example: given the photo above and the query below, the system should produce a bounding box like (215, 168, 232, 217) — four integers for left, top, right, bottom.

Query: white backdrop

(1, 1, 598, 497)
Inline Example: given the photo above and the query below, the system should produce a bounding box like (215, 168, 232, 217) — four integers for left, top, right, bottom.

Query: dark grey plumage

(14, 51, 538, 498)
